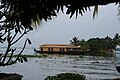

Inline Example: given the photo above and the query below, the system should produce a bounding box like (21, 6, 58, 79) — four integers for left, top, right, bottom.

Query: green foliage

(70, 34, 120, 54)
(0, 38, 32, 66)
(0, 0, 119, 26)
(11, 54, 48, 58)
(44, 73, 86, 80)
(18, 55, 28, 63)
(70, 37, 80, 46)
(0, 0, 33, 66)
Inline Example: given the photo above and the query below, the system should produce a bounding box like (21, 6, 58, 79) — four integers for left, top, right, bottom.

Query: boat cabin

(39, 44, 80, 52)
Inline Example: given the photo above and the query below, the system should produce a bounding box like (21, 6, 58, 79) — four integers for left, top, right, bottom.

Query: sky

(17, 3, 120, 48)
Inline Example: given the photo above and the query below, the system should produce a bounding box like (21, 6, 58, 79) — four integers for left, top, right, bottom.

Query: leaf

(28, 25, 33, 30)
(0, 11, 3, 19)
(0, 54, 3, 57)
(66, 9, 71, 14)
(27, 38, 32, 45)
(20, 57, 23, 63)
(21, 56, 28, 62)
(0, 5, 5, 9)
(17, 57, 21, 62)
(52, 11, 57, 16)
(0, 54, 3, 61)
(79, 10, 83, 16)
(84, 7, 88, 11)
(88, 7, 91, 11)
(93, 6, 98, 19)
(0, 40, 3, 43)
(8, 59, 14, 64)
(43, 17, 47, 21)
(57, 5, 60, 13)
(61, 5, 64, 13)
(76, 9, 78, 19)
(70, 10, 75, 18)
(12, 48, 16, 52)
(15, 28, 18, 33)
(3, 37, 6, 41)
(81, 8, 85, 13)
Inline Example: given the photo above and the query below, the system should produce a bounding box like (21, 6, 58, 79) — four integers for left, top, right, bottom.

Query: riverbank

(9, 52, 114, 59)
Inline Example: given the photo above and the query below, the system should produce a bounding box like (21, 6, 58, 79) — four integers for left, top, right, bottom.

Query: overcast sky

(19, 3, 120, 48)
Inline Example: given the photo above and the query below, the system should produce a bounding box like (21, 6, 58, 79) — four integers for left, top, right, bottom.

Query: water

(0, 46, 35, 55)
(0, 47, 120, 80)
(0, 56, 120, 80)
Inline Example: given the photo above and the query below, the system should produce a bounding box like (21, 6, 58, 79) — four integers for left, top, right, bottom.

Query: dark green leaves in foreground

(1, 0, 119, 29)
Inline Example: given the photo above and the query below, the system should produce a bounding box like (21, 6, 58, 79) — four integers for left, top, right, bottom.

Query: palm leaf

(118, 3, 120, 16)
(93, 6, 98, 19)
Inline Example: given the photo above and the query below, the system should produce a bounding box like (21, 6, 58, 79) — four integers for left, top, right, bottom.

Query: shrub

(44, 73, 86, 80)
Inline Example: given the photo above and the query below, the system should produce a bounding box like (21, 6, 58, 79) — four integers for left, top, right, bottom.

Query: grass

(85, 52, 114, 57)
(7, 52, 114, 59)
(8, 54, 48, 58)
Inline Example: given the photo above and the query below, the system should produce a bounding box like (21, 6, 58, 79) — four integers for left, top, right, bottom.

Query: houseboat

(34, 44, 82, 54)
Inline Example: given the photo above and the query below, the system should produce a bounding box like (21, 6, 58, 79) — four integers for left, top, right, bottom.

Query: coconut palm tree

(80, 39, 90, 52)
(70, 37, 80, 46)
(112, 33, 120, 49)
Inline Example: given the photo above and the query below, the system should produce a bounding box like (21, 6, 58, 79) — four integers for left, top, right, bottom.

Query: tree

(87, 38, 101, 52)
(0, 1, 33, 66)
(79, 39, 90, 52)
(103, 36, 113, 52)
(0, 0, 119, 24)
(70, 37, 80, 46)
(112, 33, 120, 49)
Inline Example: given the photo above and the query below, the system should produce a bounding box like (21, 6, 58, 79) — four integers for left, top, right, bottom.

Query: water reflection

(0, 56, 120, 80)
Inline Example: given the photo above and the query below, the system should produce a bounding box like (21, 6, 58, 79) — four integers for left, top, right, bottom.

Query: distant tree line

(70, 33, 120, 54)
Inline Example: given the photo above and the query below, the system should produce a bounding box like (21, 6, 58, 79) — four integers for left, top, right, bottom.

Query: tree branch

(11, 29, 30, 45)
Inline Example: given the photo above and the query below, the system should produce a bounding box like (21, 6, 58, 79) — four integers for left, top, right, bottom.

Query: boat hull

(34, 49, 84, 55)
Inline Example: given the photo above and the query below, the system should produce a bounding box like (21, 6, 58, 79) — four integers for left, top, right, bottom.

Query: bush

(44, 73, 86, 80)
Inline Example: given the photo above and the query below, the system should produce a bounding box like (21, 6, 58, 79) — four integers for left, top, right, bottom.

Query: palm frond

(118, 3, 120, 18)
(93, 6, 98, 19)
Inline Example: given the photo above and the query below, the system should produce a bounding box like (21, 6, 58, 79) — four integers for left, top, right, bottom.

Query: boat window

(41, 48, 43, 51)
(60, 48, 61, 51)
(60, 48, 64, 51)
(48, 48, 50, 51)
(51, 48, 53, 51)
(66, 48, 69, 51)
(48, 48, 53, 51)
(62, 48, 64, 51)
